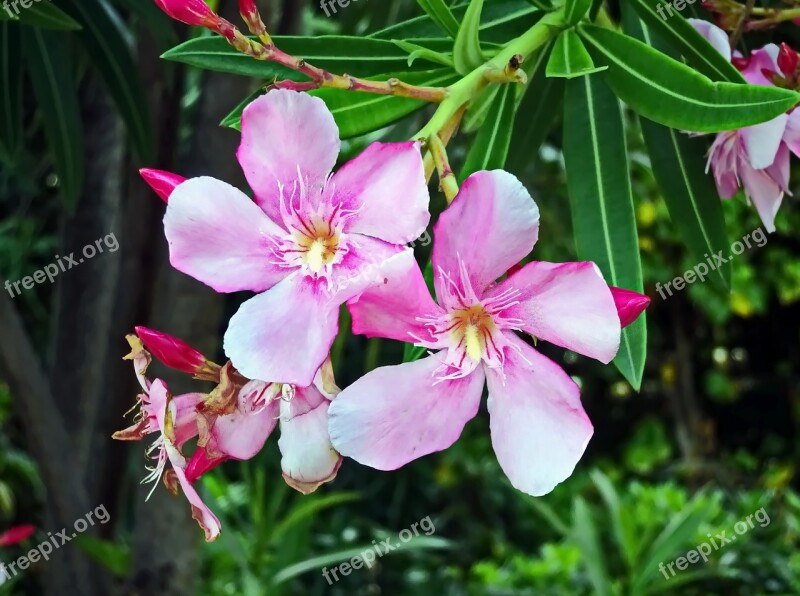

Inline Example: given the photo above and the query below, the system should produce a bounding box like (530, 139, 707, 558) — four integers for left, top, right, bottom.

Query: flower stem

(414, 7, 566, 140)
(428, 134, 460, 204)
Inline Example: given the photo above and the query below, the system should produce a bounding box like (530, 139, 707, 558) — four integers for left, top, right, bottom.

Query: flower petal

(331, 141, 430, 244)
(486, 333, 593, 496)
(164, 176, 287, 293)
(278, 385, 342, 494)
(609, 286, 650, 328)
(687, 19, 732, 62)
(740, 44, 780, 86)
(487, 261, 621, 363)
(207, 397, 278, 461)
(741, 114, 787, 170)
(348, 249, 445, 346)
(223, 274, 339, 386)
(328, 355, 485, 470)
(741, 161, 785, 233)
(237, 90, 340, 222)
(433, 170, 539, 299)
(165, 447, 223, 542)
(327, 235, 407, 304)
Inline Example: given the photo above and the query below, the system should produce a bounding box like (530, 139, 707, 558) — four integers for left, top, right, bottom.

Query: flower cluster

(691, 19, 800, 232)
(124, 88, 650, 540)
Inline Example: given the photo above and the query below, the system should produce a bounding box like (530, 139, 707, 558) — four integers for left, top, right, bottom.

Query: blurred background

(0, 0, 799, 594)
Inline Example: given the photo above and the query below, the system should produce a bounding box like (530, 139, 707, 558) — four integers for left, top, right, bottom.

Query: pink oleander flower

(153, 90, 430, 385)
(329, 170, 647, 496)
(135, 325, 217, 377)
(690, 19, 800, 232)
(0, 525, 35, 547)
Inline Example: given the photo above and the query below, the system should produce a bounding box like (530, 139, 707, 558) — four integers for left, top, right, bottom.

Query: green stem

(414, 6, 567, 140)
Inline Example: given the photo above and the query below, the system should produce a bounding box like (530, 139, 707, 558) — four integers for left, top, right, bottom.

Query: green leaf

(0, 20, 23, 163)
(563, 73, 646, 389)
(220, 69, 459, 138)
(626, 0, 744, 82)
(546, 29, 607, 79)
(23, 26, 84, 209)
(463, 84, 499, 133)
(416, 0, 460, 38)
(393, 40, 454, 68)
(372, 0, 540, 44)
(271, 493, 360, 544)
(453, 0, 486, 75)
(73, 536, 130, 577)
(564, 0, 592, 26)
(61, 0, 154, 163)
(13, 2, 81, 30)
(572, 497, 613, 596)
(162, 35, 452, 79)
(110, 0, 177, 43)
(625, 14, 731, 289)
(460, 83, 516, 180)
(590, 470, 638, 569)
(579, 24, 800, 132)
(632, 495, 712, 593)
(507, 42, 565, 171)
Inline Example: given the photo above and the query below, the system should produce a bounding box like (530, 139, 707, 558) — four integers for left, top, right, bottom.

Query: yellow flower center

(451, 305, 496, 362)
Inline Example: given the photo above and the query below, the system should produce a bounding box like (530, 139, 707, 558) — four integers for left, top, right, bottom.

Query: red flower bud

(609, 286, 650, 328)
(0, 525, 35, 547)
(139, 168, 186, 203)
(778, 43, 798, 77)
(135, 326, 208, 375)
(239, 0, 258, 18)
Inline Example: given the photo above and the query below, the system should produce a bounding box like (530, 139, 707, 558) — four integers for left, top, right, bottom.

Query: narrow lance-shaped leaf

(564, 0, 592, 26)
(623, 11, 731, 289)
(453, 0, 486, 75)
(373, 0, 539, 45)
(23, 26, 85, 209)
(579, 24, 800, 133)
(563, 73, 647, 389)
(626, 0, 744, 82)
(546, 29, 607, 79)
(416, 0, 460, 38)
(507, 41, 566, 172)
(460, 83, 517, 180)
(162, 36, 455, 79)
(61, 0, 154, 163)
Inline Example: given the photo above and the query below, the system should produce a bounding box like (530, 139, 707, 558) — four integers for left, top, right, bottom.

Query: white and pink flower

(690, 19, 800, 232)
(328, 170, 646, 496)
(146, 90, 430, 386)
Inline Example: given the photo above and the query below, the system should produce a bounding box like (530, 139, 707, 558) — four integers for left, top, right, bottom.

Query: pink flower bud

(0, 525, 35, 546)
(778, 43, 798, 77)
(609, 286, 650, 328)
(139, 168, 186, 203)
(239, 0, 258, 18)
(153, 0, 218, 26)
(135, 326, 208, 375)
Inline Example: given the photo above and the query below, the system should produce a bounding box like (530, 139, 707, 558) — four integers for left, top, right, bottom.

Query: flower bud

(185, 448, 228, 483)
(0, 525, 35, 547)
(153, 0, 234, 36)
(139, 169, 186, 203)
(778, 43, 798, 77)
(609, 286, 650, 328)
(135, 326, 208, 375)
(238, 0, 269, 41)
